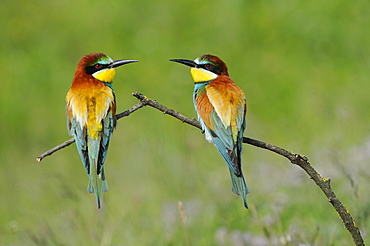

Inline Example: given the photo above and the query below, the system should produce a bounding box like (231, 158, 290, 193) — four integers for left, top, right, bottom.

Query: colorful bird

(170, 54, 249, 208)
(66, 53, 138, 208)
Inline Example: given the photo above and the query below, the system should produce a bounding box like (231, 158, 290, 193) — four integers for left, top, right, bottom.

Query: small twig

(36, 138, 75, 163)
(132, 92, 201, 129)
(115, 100, 146, 120)
(36, 92, 365, 245)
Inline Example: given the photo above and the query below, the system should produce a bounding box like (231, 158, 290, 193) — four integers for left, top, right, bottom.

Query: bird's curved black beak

(170, 59, 197, 68)
(110, 59, 139, 68)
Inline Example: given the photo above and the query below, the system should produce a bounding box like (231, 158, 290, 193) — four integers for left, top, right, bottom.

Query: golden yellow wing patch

(205, 76, 245, 131)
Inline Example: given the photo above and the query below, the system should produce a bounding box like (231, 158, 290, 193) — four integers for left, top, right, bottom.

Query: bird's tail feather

(87, 137, 109, 209)
(229, 169, 250, 208)
(87, 171, 108, 209)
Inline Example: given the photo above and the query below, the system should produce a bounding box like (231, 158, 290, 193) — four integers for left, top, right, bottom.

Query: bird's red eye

(204, 64, 212, 69)
(95, 64, 102, 69)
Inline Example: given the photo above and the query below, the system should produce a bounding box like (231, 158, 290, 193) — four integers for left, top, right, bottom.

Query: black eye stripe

(85, 63, 110, 75)
(198, 63, 222, 75)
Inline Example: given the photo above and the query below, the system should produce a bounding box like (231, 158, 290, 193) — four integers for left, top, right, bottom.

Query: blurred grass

(1, 0, 370, 245)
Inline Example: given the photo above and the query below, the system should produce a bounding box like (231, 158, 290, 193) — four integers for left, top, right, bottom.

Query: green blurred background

(1, 0, 369, 245)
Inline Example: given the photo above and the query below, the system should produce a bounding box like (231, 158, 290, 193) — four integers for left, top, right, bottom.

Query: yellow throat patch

(190, 67, 217, 83)
(93, 68, 116, 83)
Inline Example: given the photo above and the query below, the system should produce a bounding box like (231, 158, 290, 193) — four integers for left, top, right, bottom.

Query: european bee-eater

(66, 53, 138, 208)
(170, 54, 249, 208)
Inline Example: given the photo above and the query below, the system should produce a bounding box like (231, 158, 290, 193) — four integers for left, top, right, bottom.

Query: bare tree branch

(36, 138, 75, 163)
(36, 92, 365, 246)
